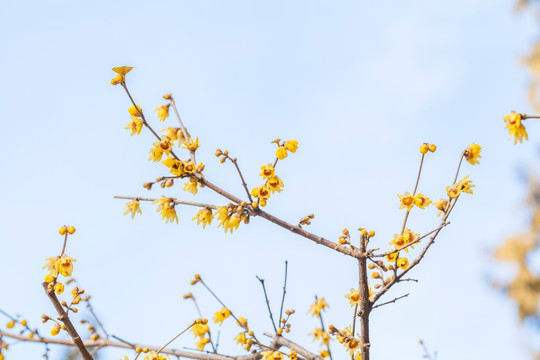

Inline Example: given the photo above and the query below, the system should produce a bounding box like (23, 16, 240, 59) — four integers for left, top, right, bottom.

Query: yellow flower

(193, 208, 213, 228)
(385, 252, 398, 263)
(458, 175, 475, 195)
(260, 164, 275, 179)
(225, 214, 241, 233)
(184, 178, 199, 195)
(234, 332, 247, 345)
(183, 138, 199, 152)
(161, 127, 186, 146)
(308, 297, 329, 316)
(46, 255, 75, 277)
(128, 105, 143, 118)
(162, 157, 184, 176)
(434, 198, 448, 216)
(398, 192, 415, 211)
(153, 197, 178, 224)
(123, 200, 142, 219)
(112, 66, 134, 75)
(345, 289, 360, 307)
(237, 316, 248, 328)
(262, 351, 283, 360)
(345, 338, 360, 356)
(414, 193, 431, 209)
(251, 185, 271, 200)
(54, 282, 65, 295)
(311, 328, 330, 345)
(504, 111, 528, 144)
(183, 161, 196, 173)
(284, 140, 299, 153)
(267, 176, 284, 193)
(213, 308, 231, 325)
(464, 143, 482, 165)
(446, 184, 461, 199)
(287, 350, 298, 360)
(149, 137, 173, 162)
(144, 351, 169, 360)
(389, 229, 419, 252)
(154, 104, 170, 122)
(320, 350, 330, 359)
(276, 146, 288, 160)
(191, 324, 209, 338)
(397, 257, 409, 270)
(125, 116, 144, 136)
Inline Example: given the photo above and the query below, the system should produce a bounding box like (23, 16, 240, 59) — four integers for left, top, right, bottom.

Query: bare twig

(278, 261, 288, 326)
(114, 196, 218, 209)
(256, 276, 278, 333)
(371, 294, 409, 310)
(86, 303, 109, 339)
(0, 330, 256, 360)
(264, 333, 324, 360)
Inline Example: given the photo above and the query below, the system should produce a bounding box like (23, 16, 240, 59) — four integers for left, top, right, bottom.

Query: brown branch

(357, 235, 371, 360)
(256, 276, 278, 333)
(229, 156, 253, 203)
(0, 330, 255, 360)
(114, 196, 218, 209)
(42, 282, 94, 360)
(264, 333, 323, 360)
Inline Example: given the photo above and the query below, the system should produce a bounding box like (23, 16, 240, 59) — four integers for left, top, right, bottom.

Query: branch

(371, 293, 409, 310)
(256, 276, 278, 333)
(42, 282, 94, 360)
(0, 330, 256, 360)
(114, 196, 218, 209)
(264, 333, 323, 360)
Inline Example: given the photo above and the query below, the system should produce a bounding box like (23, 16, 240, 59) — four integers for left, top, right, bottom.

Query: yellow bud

(215, 149, 223, 157)
(61, 324, 66, 330)
(90, 333, 99, 340)
(341, 228, 349, 235)
(44, 274, 56, 283)
(59, 226, 67, 235)
(361, 229, 368, 236)
(29, 332, 35, 339)
(368, 230, 375, 237)
(371, 272, 381, 279)
(368, 263, 375, 269)
(281, 318, 286, 323)
(6, 320, 15, 329)
(277, 328, 283, 335)
(20, 320, 27, 326)
(136, 347, 142, 353)
(428, 144, 437, 152)
(285, 328, 290, 333)
(54, 283, 65, 295)
(163, 93, 172, 100)
(220, 157, 226, 163)
(51, 324, 61, 336)
(67, 226, 76, 234)
(111, 78, 119, 85)
(420, 144, 429, 154)
(143, 348, 149, 353)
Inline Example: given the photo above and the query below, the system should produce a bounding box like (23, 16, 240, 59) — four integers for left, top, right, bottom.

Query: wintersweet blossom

(213, 308, 231, 325)
(308, 297, 329, 316)
(153, 197, 178, 224)
(192, 208, 213, 228)
(123, 200, 142, 219)
(154, 104, 170, 121)
(504, 111, 528, 144)
(464, 143, 482, 165)
(398, 192, 415, 211)
(125, 116, 143, 136)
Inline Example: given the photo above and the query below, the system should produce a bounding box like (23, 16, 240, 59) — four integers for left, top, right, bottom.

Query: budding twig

(256, 276, 278, 333)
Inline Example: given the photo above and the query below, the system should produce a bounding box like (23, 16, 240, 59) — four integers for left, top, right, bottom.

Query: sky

(1, 0, 539, 359)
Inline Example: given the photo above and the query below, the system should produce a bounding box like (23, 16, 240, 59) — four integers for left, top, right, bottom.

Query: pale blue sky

(1, 0, 539, 359)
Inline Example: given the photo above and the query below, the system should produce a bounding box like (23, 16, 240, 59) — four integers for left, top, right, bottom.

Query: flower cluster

(215, 203, 251, 234)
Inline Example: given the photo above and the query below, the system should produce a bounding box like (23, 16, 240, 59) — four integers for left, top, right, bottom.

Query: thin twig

(371, 294, 409, 310)
(229, 157, 253, 203)
(278, 261, 288, 326)
(170, 96, 196, 164)
(114, 196, 217, 209)
(198, 279, 241, 325)
(256, 276, 278, 333)
(156, 322, 195, 354)
(86, 303, 109, 339)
